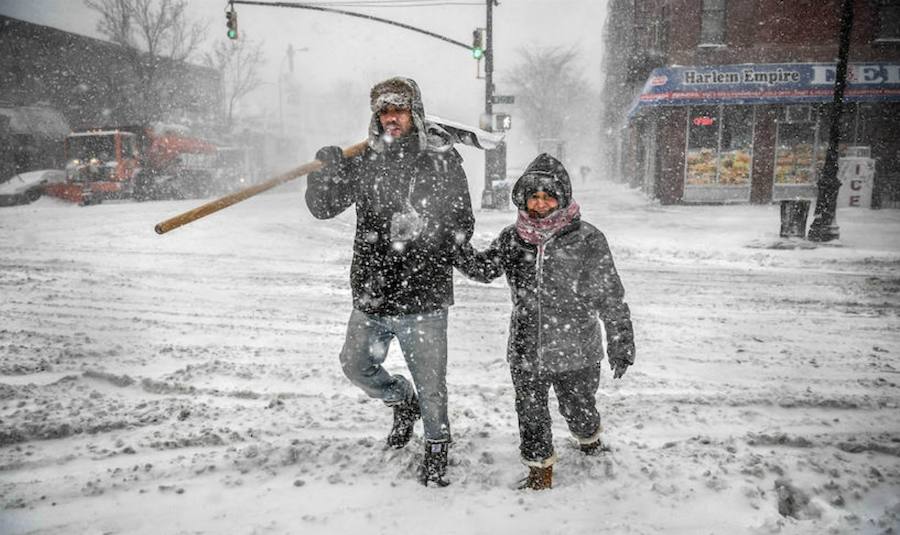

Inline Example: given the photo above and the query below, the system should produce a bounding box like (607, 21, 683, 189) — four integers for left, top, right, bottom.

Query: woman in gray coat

(455, 153, 635, 490)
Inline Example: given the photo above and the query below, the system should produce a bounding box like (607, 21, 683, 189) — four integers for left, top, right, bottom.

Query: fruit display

(686, 147, 752, 186)
(719, 149, 752, 185)
(686, 148, 718, 185)
(775, 144, 815, 184)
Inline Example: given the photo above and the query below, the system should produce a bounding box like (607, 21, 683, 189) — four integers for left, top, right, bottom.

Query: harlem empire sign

(682, 64, 900, 86)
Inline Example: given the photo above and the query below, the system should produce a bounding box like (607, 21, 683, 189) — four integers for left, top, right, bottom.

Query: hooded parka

(305, 77, 475, 316)
(456, 154, 635, 374)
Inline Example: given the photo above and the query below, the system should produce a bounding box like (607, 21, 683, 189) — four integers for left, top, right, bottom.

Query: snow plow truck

(45, 124, 220, 205)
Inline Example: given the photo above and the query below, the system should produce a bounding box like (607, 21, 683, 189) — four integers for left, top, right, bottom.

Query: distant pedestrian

(579, 165, 591, 184)
(305, 77, 474, 487)
(455, 153, 635, 490)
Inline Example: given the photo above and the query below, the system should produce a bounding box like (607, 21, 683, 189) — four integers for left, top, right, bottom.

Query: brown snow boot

(386, 394, 421, 449)
(518, 466, 553, 490)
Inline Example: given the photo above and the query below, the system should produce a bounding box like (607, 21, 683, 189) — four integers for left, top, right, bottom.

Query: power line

(278, 1, 481, 7)
(232, 1, 473, 49)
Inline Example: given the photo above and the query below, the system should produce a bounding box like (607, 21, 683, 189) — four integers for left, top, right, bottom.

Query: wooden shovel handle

(154, 141, 368, 235)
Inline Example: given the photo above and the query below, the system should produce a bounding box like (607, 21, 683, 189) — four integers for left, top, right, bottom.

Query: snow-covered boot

(418, 440, 450, 487)
(518, 466, 553, 490)
(386, 394, 420, 449)
(579, 437, 609, 455)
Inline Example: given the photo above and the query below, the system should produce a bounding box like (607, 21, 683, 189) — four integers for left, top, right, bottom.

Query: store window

(686, 106, 719, 185)
(719, 107, 753, 184)
(685, 105, 753, 186)
(876, 0, 900, 41)
(700, 0, 726, 45)
(774, 106, 818, 184)
(653, 6, 670, 53)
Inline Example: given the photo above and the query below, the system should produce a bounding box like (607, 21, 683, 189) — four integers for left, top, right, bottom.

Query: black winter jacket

(456, 220, 635, 374)
(306, 137, 474, 316)
(455, 153, 634, 374)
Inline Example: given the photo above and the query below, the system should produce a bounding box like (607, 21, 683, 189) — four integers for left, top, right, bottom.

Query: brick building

(600, 0, 900, 207)
(0, 15, 221, 175)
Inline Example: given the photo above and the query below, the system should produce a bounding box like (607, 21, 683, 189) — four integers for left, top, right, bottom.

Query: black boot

(418, 440, 450, 487)
(579, 437, 610, 455)
(386, 394, 421, 449)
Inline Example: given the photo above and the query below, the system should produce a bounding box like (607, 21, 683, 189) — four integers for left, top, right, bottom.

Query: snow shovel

(154, 116, 503, 235)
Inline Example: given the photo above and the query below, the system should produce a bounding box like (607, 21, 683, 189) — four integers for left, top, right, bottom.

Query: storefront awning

(0, 106, 70, 138)
(628, 63, 900, 118)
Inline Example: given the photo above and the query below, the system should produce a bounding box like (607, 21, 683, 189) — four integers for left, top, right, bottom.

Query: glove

(610, 359, 629, 379)
(315, 146, 345, 174)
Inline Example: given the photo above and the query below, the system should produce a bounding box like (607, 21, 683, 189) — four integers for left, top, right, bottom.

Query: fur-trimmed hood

(367, 77, 454, 154)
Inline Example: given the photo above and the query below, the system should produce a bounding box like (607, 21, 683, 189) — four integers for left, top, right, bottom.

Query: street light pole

(808, 0, 854, 242)
(278, 54, 286, 138)
(481, 0, 504, 209)
(485, 0, 493, 125)
(277, 44, 308, 139)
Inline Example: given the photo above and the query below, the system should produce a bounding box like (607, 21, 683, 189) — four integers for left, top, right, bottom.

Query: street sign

(491, 95, 515, 104)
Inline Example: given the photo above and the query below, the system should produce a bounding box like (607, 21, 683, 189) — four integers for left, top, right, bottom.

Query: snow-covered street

(1, 179, 899, 534)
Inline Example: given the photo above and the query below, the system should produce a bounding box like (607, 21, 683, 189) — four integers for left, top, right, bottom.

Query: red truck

(133, 124, 220, 201)
(45, 128, 140, 204)
(45, 125, 219, 205)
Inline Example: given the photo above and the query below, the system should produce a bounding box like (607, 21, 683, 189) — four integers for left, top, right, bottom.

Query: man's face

(379, 105, 414, 139)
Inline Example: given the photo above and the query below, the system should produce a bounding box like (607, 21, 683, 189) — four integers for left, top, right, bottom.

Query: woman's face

(526, 191, 559, 218)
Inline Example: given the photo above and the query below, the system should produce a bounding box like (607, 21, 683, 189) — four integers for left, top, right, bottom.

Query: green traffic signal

(226, 10, 238, 40)
(472, 28, 484, 60)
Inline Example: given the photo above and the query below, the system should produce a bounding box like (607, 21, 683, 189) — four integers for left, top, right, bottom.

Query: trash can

(491, 179, 513, 210)
(779, 200, 811, 238)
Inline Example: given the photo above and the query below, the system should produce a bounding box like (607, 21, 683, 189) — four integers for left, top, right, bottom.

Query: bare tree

(85, 0, 208, 122)
(204, 35, 265, 131)
(506, 47, 599, 160)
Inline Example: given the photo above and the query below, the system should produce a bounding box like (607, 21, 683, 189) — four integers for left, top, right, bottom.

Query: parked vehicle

(0, 169, 65, 207)
(44, 129, 140, 205)
(44, 124, 220, 205)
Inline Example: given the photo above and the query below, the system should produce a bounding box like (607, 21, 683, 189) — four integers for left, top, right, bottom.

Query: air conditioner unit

(844, 146, 871, 158)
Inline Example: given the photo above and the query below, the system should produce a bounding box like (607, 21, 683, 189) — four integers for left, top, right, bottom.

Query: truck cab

(46, 129, 140, 204)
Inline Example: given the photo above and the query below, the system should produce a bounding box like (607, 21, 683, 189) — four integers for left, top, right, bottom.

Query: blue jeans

(339, 308, 450, 442)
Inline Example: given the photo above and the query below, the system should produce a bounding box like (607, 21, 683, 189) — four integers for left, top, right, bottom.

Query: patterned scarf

(515, 200, 581, 245)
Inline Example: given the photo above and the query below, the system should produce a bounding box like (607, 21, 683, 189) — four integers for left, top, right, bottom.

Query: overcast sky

(0, 0, 609, 168)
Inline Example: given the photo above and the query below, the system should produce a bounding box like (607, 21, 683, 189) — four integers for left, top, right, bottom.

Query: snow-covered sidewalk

(1, 179, 898, 534)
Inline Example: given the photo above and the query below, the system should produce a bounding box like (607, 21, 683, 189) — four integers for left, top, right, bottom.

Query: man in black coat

(305, 77, 474, 487)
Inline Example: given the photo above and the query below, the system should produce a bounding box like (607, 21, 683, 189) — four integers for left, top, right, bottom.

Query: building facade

(600, 0, 900, 207)
(0, 15, 221, 175)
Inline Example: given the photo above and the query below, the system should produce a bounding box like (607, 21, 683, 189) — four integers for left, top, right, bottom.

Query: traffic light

(494, 113, 512, 132)
(472, 28, 485, 60)
(226, 8, 238, 40)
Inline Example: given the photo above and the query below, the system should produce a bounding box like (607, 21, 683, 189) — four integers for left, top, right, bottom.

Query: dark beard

(384, 130, 417, 154)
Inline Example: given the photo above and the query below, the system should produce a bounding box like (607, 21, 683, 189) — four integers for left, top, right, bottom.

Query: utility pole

(807, 0, 854, 242)
(481, 0, 505, 209)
